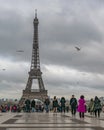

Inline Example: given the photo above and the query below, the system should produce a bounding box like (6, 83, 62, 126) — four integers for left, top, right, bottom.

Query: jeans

(45, 105, 49, 112)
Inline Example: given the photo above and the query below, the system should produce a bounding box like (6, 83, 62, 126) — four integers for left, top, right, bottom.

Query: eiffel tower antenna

(35, 9, 37, 18)
(19, 11, 48, 105)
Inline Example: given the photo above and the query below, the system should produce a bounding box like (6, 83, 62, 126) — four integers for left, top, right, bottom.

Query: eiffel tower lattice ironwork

(20, 10, 48, 104)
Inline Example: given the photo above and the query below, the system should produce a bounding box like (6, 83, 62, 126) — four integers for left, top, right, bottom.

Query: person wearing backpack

(53, 96, 58, 113)
(70, 95, 77, 116)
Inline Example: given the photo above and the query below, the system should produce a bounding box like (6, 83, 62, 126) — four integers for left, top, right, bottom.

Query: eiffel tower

(19, 10, 48, 105)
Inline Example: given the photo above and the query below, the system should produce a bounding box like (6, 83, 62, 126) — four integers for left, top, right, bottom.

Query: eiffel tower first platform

(19, 10, 48, 105)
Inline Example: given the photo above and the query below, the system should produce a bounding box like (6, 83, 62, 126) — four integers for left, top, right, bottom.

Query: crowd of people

(0, 95, 104, 118)
(0, 104, 21, 112)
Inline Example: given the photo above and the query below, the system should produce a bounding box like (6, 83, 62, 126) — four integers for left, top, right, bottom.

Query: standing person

(31, 99, 36, 112)
(70, 95, 77, 116)
(44, 97, 50, 113)
(93, 96, 101, 117)
(60, 97, 66, 113)
(65, 101, 69, 113)
(88, 98, 94, 115)
(25, 98, 31, 112)
(53, 96, 58, 113)
(77, 95, 86, 118)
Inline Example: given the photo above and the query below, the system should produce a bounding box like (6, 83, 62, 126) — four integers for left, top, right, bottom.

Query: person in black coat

(31, 99, 36, 112)
(25, 99, 31, 112)
(70, 95, 77, 116)
(60, 97, 66, 113)
(53, 96, 58, 113)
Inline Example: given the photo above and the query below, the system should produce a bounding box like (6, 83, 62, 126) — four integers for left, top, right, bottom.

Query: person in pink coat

(77, 95, 86, 118)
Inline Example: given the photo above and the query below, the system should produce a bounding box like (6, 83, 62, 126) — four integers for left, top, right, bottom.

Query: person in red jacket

(77, 95, 86, 118)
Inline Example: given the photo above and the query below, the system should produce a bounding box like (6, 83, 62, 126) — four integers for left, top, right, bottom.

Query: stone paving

(0, 112, 104, 130)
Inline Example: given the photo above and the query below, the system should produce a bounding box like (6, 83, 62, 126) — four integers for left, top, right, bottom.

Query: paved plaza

(0, 112, 104, 130)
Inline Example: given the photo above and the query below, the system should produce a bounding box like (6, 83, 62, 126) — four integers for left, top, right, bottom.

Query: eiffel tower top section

(31, 9, 40, 70)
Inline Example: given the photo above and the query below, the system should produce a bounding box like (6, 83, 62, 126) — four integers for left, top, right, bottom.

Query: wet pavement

(0, 112, 104, 130)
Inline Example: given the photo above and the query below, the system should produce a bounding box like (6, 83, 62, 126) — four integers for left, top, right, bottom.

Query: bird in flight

(16, 50, 24, 52)
(2, 69, 6, 71)
(75, 46, 81, 51)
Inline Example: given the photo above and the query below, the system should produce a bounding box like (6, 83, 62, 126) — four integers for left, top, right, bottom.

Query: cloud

(42, 65, 104, 98)
(0, 0, 104, 99)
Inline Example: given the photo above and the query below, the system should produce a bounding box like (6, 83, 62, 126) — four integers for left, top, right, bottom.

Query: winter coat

(60, 97, 66, 107)
(88, 100, 94, 112)
(44, 98, 50, 105)
(31, 100, 36, 108)
(70, 98, 77, 107)
(25, 99, 31, 106)
(53, 99, 58, 107)
(77, 98, 86, 112)
(93, 99, 101, 111)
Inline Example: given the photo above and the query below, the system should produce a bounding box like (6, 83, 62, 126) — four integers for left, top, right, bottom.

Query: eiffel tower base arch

(19, 89, 48, 105)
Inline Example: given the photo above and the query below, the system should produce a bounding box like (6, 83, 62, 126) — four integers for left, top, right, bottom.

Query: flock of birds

(1, 50, 24, 71)
(1, 46, 81, 71)
(16, 46, 81, 52)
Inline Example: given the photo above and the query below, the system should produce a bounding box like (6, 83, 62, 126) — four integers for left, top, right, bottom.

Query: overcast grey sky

(0, 0, 104, 99)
